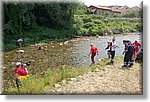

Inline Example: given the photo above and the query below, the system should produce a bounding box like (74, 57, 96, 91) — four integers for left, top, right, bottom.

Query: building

(89, 5, 121, 17)
(89, 5, 142, 16)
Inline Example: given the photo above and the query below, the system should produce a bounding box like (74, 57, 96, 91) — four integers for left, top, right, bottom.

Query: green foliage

(122, 11, 142, 18)
(4, 43, 18, 51)
(75, 2, 89, 15)
(3, 2, 80, 50)
(73, 15, 142, 36)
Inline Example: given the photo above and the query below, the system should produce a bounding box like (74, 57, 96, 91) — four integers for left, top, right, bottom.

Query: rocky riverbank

(44, 57, 142, 95)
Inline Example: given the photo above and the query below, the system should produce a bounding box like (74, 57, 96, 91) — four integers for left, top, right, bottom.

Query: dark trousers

(91, 52, 96, 63)
(124, 52, 132, 65)
(110, 51, 115, 64)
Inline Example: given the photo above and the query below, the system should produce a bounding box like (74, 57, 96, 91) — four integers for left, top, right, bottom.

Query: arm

(97, 49, 98, 55)
(24, 68, 28, 74)
(105, 46, 109, 50)
(88, 52, 91, 56)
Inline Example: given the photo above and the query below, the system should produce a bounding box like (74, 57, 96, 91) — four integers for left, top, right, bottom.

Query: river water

(68, 34, 142, 66)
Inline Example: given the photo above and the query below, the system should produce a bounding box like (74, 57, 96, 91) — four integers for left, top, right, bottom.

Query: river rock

(16, 50, 25, 53)
(95, 68, 100, 72)
(60, 43, 63, 45)
(56, 89, 62, 92)
(69, 78, 77, 82)
(54, 83, 61, 88)
(64, 41, 68, 44)
(3, 67, 6, 70)
(98, 59, 101, 61)
(61, 80, 66, 85)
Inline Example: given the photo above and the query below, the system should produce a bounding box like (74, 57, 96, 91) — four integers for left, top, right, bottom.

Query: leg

(91, 52, 96, 64)
(108, 51, 111, 59)
(111, 51, 115, 65)
(16, 79, 21, 91)
(129, 53, 134, 67)
(91, 56, 95, 63)
(123, 53, 129, 67)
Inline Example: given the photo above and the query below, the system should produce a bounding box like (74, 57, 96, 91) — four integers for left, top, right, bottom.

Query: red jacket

(90, 46, 98, 53)
(133, 41, 141, 52)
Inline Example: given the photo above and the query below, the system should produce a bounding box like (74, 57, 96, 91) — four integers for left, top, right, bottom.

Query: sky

(80, 0, 143, 7)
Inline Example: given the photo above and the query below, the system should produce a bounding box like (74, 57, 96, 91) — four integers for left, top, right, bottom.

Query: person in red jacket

(88, 43, 98, 64)
(133, 40, 141, 59)
(14, 62, 28, 90)
(133, 40, 141, 53)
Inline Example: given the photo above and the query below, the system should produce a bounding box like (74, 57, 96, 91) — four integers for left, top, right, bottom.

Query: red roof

(89, 5, 111, 11)
(112, 10, 121, 13)
(89, 5, 121, 13)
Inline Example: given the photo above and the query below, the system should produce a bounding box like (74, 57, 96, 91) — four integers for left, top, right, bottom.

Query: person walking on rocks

(110, 37, 117, 65)
(122, 40, 135, 68)
(89, 43, 98, 64)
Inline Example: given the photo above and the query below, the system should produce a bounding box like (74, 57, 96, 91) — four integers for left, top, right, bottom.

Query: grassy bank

(3, 56, 127, 95)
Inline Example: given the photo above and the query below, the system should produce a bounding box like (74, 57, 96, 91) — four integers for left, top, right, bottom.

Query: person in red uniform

(88, 43, 98, 64)
(133, 40, 141, 59)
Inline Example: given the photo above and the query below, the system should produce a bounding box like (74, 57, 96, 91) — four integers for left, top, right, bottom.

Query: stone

(2, 67, 6, 70)
(54, 83, 61, 88)
(61, 80, 66, 85)
(69, 78, 77, 81)
(56, 89, 61, 92)
(16, 50, 25, 53)
(95, 68, 100, 72)
(98, 59, 101, 61)
(64, 41, 68, 44)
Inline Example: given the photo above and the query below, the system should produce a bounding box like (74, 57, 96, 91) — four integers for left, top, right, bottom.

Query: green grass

(3, 56, 121, 94)
(4, 43, 18, 51)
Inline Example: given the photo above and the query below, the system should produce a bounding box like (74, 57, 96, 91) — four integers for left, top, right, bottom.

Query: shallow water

(3, 34, 142, 88)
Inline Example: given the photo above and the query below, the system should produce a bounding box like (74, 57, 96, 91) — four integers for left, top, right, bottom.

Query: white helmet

(16, 62, 21, 66)
(23, 64, 27, 66)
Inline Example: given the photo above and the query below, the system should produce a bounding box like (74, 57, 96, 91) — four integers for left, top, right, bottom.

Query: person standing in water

(88, 43, 98, 64)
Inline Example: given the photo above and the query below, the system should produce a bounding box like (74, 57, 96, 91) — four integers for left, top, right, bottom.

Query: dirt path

(49, 61, 142, 95)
